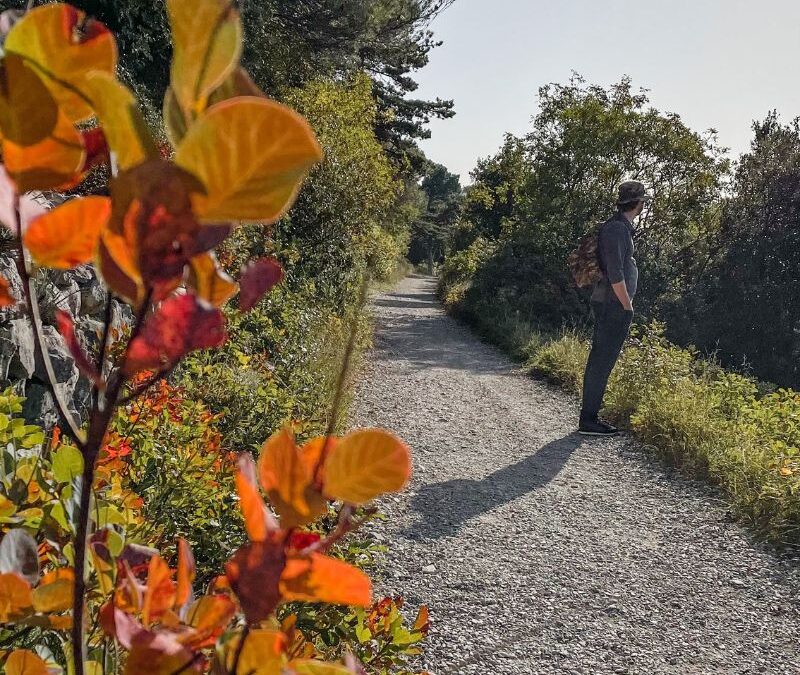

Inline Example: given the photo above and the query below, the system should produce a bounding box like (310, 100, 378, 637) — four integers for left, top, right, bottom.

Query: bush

(527, 323, 800, 544)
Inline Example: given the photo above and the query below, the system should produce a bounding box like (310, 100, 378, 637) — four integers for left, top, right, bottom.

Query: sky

(414, 0, 800, 184)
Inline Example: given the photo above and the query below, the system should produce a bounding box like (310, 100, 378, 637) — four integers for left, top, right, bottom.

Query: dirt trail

(349, 275, 800, 675)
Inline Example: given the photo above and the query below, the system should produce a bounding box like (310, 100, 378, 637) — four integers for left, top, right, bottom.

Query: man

(579, 180, 651, 436)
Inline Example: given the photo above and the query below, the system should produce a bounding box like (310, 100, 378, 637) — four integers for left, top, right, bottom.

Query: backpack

(567, 223, 604, 288)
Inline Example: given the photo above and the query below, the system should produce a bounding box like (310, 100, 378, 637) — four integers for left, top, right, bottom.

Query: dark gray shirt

(591, 212, 638, 303)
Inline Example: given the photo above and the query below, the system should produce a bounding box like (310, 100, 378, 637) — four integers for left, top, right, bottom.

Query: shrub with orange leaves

(0, 3, 420, 674)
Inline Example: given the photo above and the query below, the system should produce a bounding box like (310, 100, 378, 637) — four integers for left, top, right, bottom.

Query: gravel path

(349, 275, 800, 675)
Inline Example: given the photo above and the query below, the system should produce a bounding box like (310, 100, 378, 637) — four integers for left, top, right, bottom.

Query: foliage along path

(350, 275, 800, 675)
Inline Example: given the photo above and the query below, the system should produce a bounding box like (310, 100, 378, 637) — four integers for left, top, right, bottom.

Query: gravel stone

(349, 275, 800, 675)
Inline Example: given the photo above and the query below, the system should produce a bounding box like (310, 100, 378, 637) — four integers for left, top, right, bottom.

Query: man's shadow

(403, 433, 584, 541)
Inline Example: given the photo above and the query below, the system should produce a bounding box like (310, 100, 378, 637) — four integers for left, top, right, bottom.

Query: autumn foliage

(0, 3, 417, 674)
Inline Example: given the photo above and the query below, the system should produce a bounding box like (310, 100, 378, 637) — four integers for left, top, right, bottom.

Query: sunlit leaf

(413, 604, 430, 635)
(3, 108, 85, 193)
(167, 0, 242, 115)
(323, 429, 411, 505)
(4, 649, 52, 675)
(32, 567, 74, 613)
(235, 454, 274, 543)
(176, 538, 195, 611)
(208, 67, 263, 107)
(188, 252, 238, 307)
(225, 537, 286, 625)
(5, 3, 117, 122)
(181, 594, 236, 649)
(83, 72, 158, 171)
(0, 54, 58, 145)
(124, 293, 227, 375)
(55, 310, 103, 388)
(258, 429, 327, 529)
(0, 529, 39, 584)
(89, 537, 115, 596)
(175, 97, 322, 223)
(141, 555, 176, 626)
(224, 629, 286, 674)
(281, 553, 371, 608)
(52, 443, 84, 484)
(289, 661, 354, 675)
(239, 257, 284, 311)
(24, 196, 110, 269)
(0, 572, 33, 621)
(97, 229, 143, 305)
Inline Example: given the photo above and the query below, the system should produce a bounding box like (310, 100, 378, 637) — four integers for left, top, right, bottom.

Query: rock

(422, 564, 436, 574)
(0, 318, 35, 381)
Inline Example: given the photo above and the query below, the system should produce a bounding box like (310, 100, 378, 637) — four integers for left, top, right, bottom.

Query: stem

(70, 289, 153, 675)
(314, 279, 368, 483)
(230, 625, 250, 675)
(13, 203, 86, 448)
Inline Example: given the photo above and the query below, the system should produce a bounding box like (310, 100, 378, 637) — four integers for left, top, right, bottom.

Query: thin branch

(229, 625, 251, 675)
(304, 505, 378, 555)
(13, 199, 86, 448)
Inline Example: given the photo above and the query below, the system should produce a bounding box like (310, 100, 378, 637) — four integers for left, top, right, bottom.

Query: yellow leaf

(175, 97, 322, 223)
(167, 0, 242, 115)
(4, 4, 117, 122)
(0, 54, 58, 146)
(781, 466, 793, 476)
(32, 568, 74, 613)
(3, 108, 85, 193)
(292, 664, 353, 675)
(208, 67, 264, 107)
(4, 649, 51, 675)
(0, 572, 33, 622)
(24, 196, 110, 269)
(188, 252, 238, 307)
(163, 87, 188, 147)
(225, 629, 286, 674)
(83, 72, 158, 171)
(323, 429, 411, 505)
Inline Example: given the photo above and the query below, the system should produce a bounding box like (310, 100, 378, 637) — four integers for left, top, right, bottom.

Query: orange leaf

(24, 196, 110, 269)
(323, 429, 411, 505)
(413, 604, 430, 635)
(0, 54, 58, 145)
(97, 228, 143, 305)
(280, 553, 371, 608)
(224, 629, 286, 674)
(31, 567, 74, 613)
(0, 274, 16, 308)
(181, 594, 236, 649)
(83, 72, 158, 171)
(4, 650, 51, 675)
(5, 4, 117, 122)
(141, 555, 176, 626)
(188, 252, 238, 308)
(124, 293, 227, 376)
(175, 538, 195, 610)
(235, 454, 275, 543)
(258, 429, 327, 529)
(167, 0, 242, 115)
(224, 537, 286, 626)
(239, 257, 284, 311)
(3, 108, 85, 193)
(0, 572, 33, 622)
(174, 97, 322, 223)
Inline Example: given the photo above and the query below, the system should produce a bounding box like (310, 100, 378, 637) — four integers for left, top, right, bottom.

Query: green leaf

(52, 445, 84, 484)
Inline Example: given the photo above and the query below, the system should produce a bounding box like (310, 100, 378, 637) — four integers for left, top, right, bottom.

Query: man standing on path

(579, 180, 651, 436)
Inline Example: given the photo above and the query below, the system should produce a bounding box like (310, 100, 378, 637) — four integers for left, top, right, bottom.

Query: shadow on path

(404, 433, 583, 541)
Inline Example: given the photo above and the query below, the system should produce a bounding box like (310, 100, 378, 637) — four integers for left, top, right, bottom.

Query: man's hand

(611, 281, 633, 312)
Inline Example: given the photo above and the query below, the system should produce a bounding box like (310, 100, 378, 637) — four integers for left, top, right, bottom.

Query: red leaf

(80, 127, 110, 171)
(224, 536, 286, 626)
(239, 257, 284, 311)
(287, 532, 321, 552)
(55, 310, 103, 387)
(124, 294, 226, 375)
(0, 274, 16, 308)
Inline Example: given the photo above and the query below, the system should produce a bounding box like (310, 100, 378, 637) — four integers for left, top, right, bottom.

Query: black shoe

(578, 418, 619, 436)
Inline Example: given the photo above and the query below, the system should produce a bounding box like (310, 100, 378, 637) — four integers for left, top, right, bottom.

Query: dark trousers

(580, 299, 633, 421)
